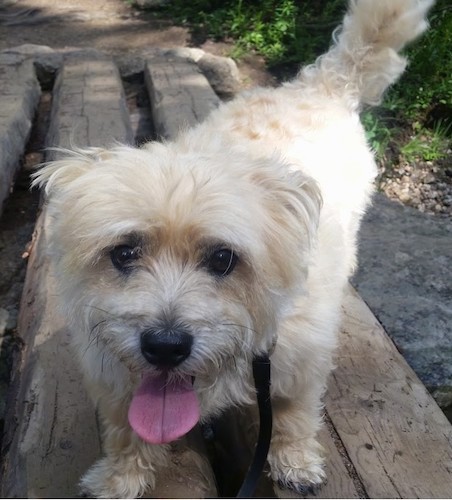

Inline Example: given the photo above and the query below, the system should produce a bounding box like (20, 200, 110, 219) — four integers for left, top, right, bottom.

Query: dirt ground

(0, 0, 276, 87)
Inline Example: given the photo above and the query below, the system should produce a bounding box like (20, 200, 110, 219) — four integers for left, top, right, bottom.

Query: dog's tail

(295, 0, 434, 110)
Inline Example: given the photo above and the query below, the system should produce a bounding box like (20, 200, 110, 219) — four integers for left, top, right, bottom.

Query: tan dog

(33, 0, 432, 497)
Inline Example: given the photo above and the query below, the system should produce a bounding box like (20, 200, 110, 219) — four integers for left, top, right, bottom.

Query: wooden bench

(1, 51, 451, 498)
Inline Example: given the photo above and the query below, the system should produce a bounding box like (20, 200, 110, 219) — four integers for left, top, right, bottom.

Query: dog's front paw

(268, 439, 327, 496)
(80, 457, 153, 499)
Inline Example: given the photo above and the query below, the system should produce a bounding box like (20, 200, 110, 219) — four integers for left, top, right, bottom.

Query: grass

(401, 121, 451, 163)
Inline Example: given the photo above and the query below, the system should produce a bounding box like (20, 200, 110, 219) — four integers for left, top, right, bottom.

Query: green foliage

(149, 0, 451, 166)
(157, 0, 297, 61)
(158, 0, 346, 63)
(361, 110, 392, 158)
(401, 121, 451, 163)
(229, 0, 299, 60)
(363, 0, 452, 164)
(390, 0, 452, 121)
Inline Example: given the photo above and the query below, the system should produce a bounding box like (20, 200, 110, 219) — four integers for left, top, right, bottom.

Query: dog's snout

(140, 327, 193, 368)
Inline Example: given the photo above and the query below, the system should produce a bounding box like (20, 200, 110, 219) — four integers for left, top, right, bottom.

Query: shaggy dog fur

(33, 0, 433, 497)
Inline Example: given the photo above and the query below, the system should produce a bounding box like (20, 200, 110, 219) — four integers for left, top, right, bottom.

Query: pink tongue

(128, 372, 200, 444)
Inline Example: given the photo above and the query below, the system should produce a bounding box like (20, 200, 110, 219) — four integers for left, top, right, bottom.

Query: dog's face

(35, 142, 320, 438)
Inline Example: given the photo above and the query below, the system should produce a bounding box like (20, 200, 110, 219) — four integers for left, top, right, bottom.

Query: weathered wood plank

(144, 55, 220, 140)
(0, 53, 41, 213)
(0, 212, 100, 498)
(326, 285, 452, 498)
(207, 284, 452, 499)
(46, 54, 133, 154)
(315, 425, 363, 499)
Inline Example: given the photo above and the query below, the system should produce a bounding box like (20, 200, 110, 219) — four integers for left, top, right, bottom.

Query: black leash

(236, 354, 272, 498)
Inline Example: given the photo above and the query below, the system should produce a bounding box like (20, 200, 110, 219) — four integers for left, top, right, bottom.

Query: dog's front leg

(268, 389, 326, 495)
(80, 397, 169, 499)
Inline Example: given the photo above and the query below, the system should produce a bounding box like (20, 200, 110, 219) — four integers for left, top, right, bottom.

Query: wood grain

(0, 209, 101, 497)
(326, 285, 452, 498)
(145, 55, 220, 140)
(0, 54, 41, 213)
(46, 54, 133, 154)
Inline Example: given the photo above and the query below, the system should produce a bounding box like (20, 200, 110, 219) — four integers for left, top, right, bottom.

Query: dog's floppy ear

(281, 169, 322, 245)
(251, 166, 322, 249)
(32, 147, 111, 196)
(248, 165, 322, 288)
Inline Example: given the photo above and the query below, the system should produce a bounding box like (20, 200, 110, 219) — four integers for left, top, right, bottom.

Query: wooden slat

(0, 213, 101, 497)
(46, 54, 134, 153)
(0, 53, 41, 213)
(315, 425, 363, 498)
(207, 285, 452, 499)
(144, 55, 219, 140)
(326, 285, 452, 498)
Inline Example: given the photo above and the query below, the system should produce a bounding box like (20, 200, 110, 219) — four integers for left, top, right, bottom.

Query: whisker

(89, 319, 107, 340)
(81, 320, 109, 359)
(82, 332, 100, 358)
(83, 304, 118, 318)
(220, 322, 261, 336)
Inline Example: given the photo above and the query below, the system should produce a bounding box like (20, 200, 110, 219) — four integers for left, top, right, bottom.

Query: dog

(33, 0, 432, 497)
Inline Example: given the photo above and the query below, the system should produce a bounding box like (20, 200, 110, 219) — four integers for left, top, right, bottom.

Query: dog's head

(34, 142, 321, 442)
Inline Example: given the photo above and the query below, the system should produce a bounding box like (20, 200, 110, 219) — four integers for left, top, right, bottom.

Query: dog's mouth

(128, 371, 200, 444)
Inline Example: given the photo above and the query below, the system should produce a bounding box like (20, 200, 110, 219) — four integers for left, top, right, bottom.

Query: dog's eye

(110, 245, 141, 272)
(207, 248, 238, 277)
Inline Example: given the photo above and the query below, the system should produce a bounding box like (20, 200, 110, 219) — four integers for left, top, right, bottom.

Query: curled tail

(297, 0, 434, 110)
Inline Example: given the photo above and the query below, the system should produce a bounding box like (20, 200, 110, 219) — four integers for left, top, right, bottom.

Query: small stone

(197, 53, 241, 97)
(163, 47, 205, 63)
(432, 386, 452, 410)
(398, 192, 411, 203)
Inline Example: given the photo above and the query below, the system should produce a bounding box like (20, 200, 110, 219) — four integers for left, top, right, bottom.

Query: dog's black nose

(140, 327, 193, 368)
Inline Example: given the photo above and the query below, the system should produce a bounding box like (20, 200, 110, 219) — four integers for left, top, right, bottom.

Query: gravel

(378, 157, 452, 217)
